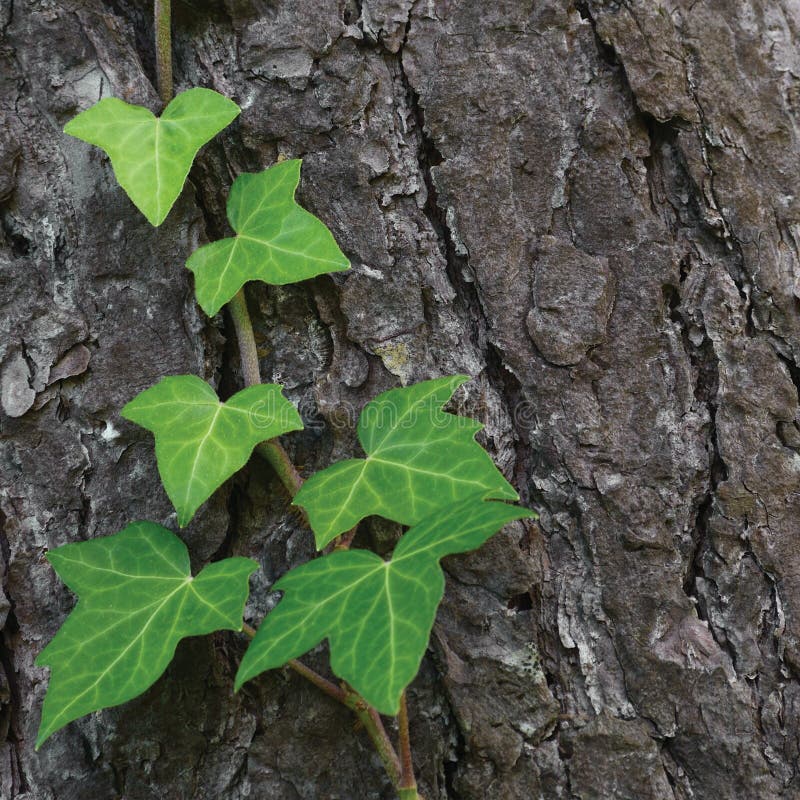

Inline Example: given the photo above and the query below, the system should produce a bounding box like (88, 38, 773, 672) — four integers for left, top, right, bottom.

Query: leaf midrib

(154, 119, 162, 220)
(49, 554, 185, 582)
(184, 405, 222, 510)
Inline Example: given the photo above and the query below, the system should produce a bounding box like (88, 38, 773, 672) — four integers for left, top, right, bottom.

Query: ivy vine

(35, 5, 535, 798)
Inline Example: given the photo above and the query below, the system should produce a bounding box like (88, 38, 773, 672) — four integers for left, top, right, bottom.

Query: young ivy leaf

(36, 521, 257, 748)
(294, 375, 518, 549)
(121, 375, 303, 526)
(235, 496, 533, 714)
(186, 159, 350, 316)
(64, 88, 240, 226)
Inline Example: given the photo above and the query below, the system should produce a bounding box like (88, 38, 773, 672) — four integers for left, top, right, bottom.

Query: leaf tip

(233, 670, 248, 693)
(35, 713, 57, 750)
(143, 206, 168, 227)
(312, 531, 331, 551)
(449, 373, 472, 388)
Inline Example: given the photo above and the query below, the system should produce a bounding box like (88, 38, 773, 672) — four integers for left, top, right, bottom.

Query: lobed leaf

(235, 497, 533, 714)
(64, 88, 240, 226)
(186, 159, 350, 316)
(122, 375, 303, 526)
(294, 376, 518, 549)
(36, 522, 257, 747)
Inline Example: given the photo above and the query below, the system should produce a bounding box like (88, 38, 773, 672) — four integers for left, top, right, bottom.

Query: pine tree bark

(2, 1, 800, 798)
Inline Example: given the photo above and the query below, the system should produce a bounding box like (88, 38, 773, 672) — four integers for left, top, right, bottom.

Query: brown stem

(154, 0, 173, 105)
(288, 659, 349, 705)
(397, 692, 418, 797)
(228, 264, 422, 799)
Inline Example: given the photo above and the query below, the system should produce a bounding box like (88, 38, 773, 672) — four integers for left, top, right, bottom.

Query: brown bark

(2, 1, 800, 797)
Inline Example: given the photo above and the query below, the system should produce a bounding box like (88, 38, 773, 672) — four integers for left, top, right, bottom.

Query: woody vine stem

(153, 3, 420, 796)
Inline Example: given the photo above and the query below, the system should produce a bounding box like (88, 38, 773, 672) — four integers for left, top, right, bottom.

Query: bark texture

(2, 1, 800, 798)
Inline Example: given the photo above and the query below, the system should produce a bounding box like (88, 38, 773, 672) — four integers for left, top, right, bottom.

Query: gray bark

(2, 0, 800, 797)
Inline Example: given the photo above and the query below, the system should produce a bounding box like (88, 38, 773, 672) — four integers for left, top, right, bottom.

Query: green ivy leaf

(186, 159, 350, 316)
(294, 376, 518, 549)
(235, 497, 533, 713)
(121, 375, 303, 526)
(64, 88, 240, 226)
(36, 522, 257, 747)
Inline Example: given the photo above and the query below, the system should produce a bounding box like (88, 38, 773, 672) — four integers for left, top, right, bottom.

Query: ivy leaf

(186, 159, 350, 316)
(294, 375, 518, 549)
(64, 88, 240, 226)
(121, 375, 303, 526)
(235, 497, 533, 713)
(36, 521, 257, 747)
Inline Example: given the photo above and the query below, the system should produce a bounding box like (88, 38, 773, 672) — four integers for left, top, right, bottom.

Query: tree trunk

(2, 1, 799, 797)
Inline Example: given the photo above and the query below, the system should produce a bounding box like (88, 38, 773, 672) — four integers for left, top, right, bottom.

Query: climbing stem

(154, 0, 173, 105)
(228, 288, 304, 495)
(228, 289, 261, 388)
(256, 441, 304, 496)
(151, 5, 416, 798)
(230, 290, 413, 794)
(398, 692, 419, 798)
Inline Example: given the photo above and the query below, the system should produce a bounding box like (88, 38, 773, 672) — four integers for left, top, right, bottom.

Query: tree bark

(2, 1, 800, 798)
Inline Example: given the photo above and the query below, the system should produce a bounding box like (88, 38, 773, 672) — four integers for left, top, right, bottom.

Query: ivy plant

(65, 88, 240, 225)
(37, 7, 535, 798)
(120, 376, 303, 526)
(294, 375, 519, 548)
(186, 159, 351, 315)
(37, 522, 256, 747)
(236, 496, 531, 714)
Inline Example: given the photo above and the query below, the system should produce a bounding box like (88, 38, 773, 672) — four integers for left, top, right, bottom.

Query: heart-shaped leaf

(235, 497, 533, 713)
(186, 159, 350, 316)
(37, 521, 257, 747)
(294, 375, 518, 549)
(122, 375, 303, 526)
(64, 88, 240, 226)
